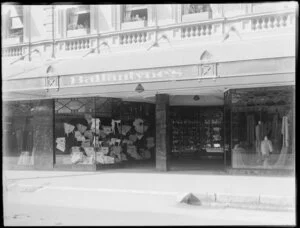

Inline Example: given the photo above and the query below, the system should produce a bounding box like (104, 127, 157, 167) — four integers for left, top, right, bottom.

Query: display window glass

(3, 101, 36, 168)
(228, 86, 294, 170)
(170, 106, 224, 158)
(54, 97, 155, 167)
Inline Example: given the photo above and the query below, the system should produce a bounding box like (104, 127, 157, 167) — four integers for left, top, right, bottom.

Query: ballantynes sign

(3, 64, 217, 92)
(61, 64, 217, 88)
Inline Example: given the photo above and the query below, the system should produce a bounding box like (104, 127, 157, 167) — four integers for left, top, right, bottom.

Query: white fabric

(71, 151, 84, 164)
(260, 139, 273, 156)
(281, 116, 289, 148)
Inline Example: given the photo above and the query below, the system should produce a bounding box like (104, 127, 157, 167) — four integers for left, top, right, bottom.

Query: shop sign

(61, 64, 217, 88)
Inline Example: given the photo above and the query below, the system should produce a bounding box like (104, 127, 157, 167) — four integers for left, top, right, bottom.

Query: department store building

(2, 3, 296, 172)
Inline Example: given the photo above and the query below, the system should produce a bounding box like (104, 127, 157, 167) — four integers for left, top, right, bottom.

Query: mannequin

(261, 135, 273, 167)
(255, 121, 263, 155)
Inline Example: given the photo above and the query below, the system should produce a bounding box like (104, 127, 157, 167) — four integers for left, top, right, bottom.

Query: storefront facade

(3, 52, 295, 172)
(2, 3, 296, 172)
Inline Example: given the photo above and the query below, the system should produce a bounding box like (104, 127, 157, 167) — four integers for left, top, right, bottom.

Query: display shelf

(170, 106, 224, 155)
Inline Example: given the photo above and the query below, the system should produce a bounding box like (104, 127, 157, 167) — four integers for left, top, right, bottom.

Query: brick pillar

(155, 94, 170, 171)
(32, 99, 54, 170)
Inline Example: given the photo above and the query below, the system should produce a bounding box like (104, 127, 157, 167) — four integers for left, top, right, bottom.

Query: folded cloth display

(129, 134, 138, 143)
(81, 140, 91, 147)
(56, 137, 66, 152)
(121, 153, 128, 161)
(127, 145, 142, 160)
(146, 137, 155, 149)
(99, 146, 109, 155)
(17, 151, 32, 165)
(84, 147, 95, 157)
(71, 151, 84, 164)
(64, 123, 75, 136)
(110, 146, 122, 162)
(81, 155, 95, 164)
(96, 153, 115, 164)
(102, 126, 112, 135)
(121, 125, 131, 136)
(75, 131, 86, 141)
(140, 149, 151, 159)
(84, 130, 93, 140)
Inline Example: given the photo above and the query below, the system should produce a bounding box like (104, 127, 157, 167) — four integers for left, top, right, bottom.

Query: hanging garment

(246, 115, 255, 146)
(111, 120, 121, 135)
(281, 116, 289, 148)
(273, 146, 288, 168)
(255, 124, 262, 154)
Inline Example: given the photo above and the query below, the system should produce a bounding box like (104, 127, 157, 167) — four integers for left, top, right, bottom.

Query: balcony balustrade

(2, 8, 296, 59)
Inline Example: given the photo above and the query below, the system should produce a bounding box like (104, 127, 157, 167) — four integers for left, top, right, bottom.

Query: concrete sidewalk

(3, 169, 296, 210)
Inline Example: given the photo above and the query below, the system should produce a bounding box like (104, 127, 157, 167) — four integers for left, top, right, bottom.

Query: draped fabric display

(246, 115, 255, 147)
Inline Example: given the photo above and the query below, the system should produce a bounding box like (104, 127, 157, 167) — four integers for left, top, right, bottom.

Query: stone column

(31, 99, 54, 170)
(155, 94, 170, 171)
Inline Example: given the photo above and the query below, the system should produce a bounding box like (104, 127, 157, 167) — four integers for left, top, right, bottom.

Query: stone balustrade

(119, 31, 149, 45)
(2, 9, 296, 59)
(65, 37, 91, 51)
(2, 46, 24, 57)
(181, 23, 214, 39)
(251, 12, 293, 31)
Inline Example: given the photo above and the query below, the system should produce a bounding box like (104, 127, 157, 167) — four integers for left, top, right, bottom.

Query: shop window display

(170, 106, 224, 158)
(3, 101, 36, 168)
(228, 86, 294, 170)
(54, 97, 155, 166)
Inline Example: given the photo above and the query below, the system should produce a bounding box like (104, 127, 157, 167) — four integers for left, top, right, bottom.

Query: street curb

(194, 193, 295, 210)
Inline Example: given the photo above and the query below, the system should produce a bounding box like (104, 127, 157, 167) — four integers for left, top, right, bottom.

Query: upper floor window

(182, 4, 211, 15)
(6, 5, 24, 41)
(123, 5, 148, 22)
(66, 5, 90, 35)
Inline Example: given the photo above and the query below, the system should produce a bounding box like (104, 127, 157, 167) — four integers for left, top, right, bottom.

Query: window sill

(67, 29, 89, 37)
(121, 20, 147, 30)
(182, 12, 211, 22)
(3, 36, 23, 45)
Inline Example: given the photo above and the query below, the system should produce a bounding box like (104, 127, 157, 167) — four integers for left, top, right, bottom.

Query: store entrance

(169, 106, 225, 171)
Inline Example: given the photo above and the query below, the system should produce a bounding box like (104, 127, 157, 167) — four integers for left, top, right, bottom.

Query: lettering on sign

(64, 68, 187, 87)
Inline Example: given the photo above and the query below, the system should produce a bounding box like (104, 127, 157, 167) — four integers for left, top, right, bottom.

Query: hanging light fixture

(193, 95, 200, 101)
(135, 83, 144, 93)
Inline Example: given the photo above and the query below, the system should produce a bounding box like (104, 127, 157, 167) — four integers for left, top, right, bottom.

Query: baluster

(138, 33, 142, 43)
(184, 28, 189, 37)
(128, 34, 132, 44)
(275, 16, 280, 28)
(71, 41, 75, 50)
(134, 34, 137, 43)
(181, 28, 185, 38)
(120, 35, 124, 45)
(261, 18, 266, 30)
(192, 26, 196, 37)
(201, 25, 206, 36)
(87, 40, 90, 48)
(187, 27, 191, 37)
(251, 19, 256, 30)
(195, 26, 200, 36)
(124, 35, 127, 44)
(209, 25, 213, 35)
(198, 25, 203, 36)
(257, 18, 262, 30)
(143, 33, 147, 42)
(268, 16, 274, 29)
(281, 15, 287, 27)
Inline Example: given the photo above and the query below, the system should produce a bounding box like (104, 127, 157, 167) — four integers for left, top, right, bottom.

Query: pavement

(3, 168, 296, 210)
